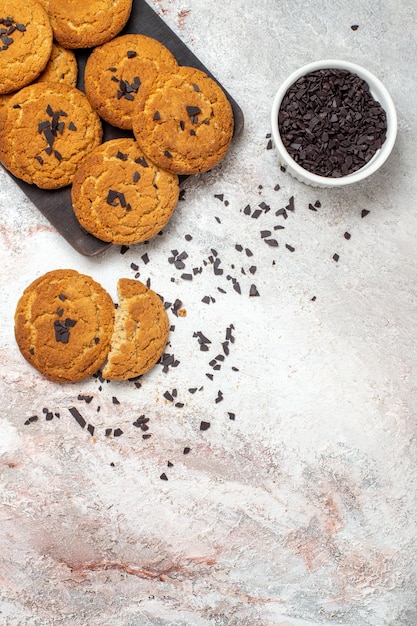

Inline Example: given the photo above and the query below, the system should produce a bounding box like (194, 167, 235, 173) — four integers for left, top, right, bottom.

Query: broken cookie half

(102, 278, 169, 380)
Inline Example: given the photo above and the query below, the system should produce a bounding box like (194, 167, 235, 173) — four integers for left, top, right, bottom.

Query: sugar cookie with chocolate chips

(14, 270, 115, 384)
(132, 65, 234, 175)
(40, 0, 132, 49)
(0, 0, 53, 95)
(35, 42, 78, 87)
(71, 138, 179, 245)
(102, 278, 169, 381)
(0, 82, 103, 189)
(84, 33, 179, 130)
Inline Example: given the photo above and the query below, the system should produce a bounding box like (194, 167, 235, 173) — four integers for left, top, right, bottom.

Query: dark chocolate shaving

(186, 105, 202, 117)
(115, 75, 141, 100)
(135, 156, 148, 167)
(0, 18, 26, 50)
(69, 407, 86, 429)
(106, 189, 127, 208)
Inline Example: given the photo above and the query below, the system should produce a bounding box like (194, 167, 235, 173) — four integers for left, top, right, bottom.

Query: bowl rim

(270, 59, 398, 187)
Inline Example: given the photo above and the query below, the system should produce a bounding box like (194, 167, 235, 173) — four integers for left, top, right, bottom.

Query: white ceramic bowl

(270, 59, 397, 188)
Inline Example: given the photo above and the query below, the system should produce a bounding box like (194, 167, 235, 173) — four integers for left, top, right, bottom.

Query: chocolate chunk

(135, 156, 148, 167)
(54, 320, 69, 343)
(106, 189, 126, 207)
(186, 105, 202, 117)
(69, 407, 86, 429)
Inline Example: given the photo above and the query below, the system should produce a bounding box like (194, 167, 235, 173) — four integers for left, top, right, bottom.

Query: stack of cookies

(0, 0, 235, 246)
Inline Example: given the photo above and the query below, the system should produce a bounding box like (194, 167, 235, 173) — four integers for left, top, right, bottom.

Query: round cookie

(14, 269, 115, 384)
(102, 278, 169, 381)
(132, 65, 234, 174)
(42, 0, 132, 49)
(35, 42, 78, 87)
(84, 34, 178, 130)
(0, 0, 53, 95)
(0, 82, 103, 189)
(71, 138, 179, 245)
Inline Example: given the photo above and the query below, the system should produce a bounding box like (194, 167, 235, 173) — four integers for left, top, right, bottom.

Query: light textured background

(1, 0, 416, 624)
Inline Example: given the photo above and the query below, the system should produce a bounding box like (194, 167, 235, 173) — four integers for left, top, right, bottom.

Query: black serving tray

(2, 0, 244, 256)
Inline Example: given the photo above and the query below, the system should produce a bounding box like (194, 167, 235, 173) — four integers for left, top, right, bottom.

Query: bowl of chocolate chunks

(270, 59, 397, 187)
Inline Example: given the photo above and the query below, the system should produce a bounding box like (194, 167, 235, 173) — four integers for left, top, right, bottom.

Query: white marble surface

(1, 0, 417, 624)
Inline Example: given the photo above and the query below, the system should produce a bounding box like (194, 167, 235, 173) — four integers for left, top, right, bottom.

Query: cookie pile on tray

(3, 0, 235, 383)
(0, 0, 234, 246)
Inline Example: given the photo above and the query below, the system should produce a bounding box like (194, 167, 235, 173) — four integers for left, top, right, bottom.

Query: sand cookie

(40, 0, 132, 49)
(132, 65, 234, 175)
(0, 82, 103, 189)
(0, 0, 53, 95)
(71, 138, 179, 245)
(14, 270, 115, 384)
(102, 278, 169, 381)
(84, 34, 179, 130)
(35, 42, 78, 87)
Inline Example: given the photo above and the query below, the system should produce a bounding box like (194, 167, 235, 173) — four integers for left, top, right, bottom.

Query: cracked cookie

(132, 65, 234, 174)
(0, 82, 103, 189)
(84, 33, 179, 130)
(39, 0, 132, 49)
(0, 0, 53, 95)
(102, 278, 169, 381)
(71, 137, 179, 245)
(14, 269, 115, 383)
